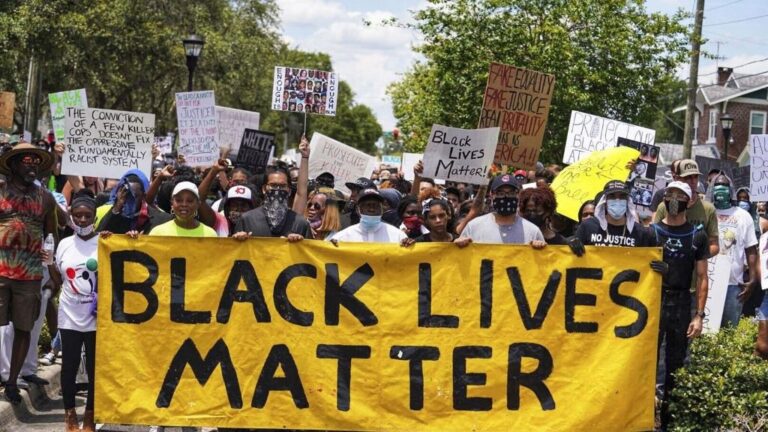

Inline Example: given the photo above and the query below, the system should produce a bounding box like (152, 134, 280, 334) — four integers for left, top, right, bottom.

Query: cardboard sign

(63, 107, 155, 179)
(272, 66, 338, 116)
(478, 63, 554, 169)
(96, 236, 661, 431)
(154, 135, 173, 156)
(176, 91, 219, 167)
(216, 106, 260, 156)
(236, 129, 275, 173)
(563, 111, 655, 165)
(551, 146, 640, 221)
(695, 155, 736, 183)
(750, 134, 768, 200)
(422, 125, 499, 184)
(702, 255, 730, 334)
(49, 89, 88, 141)
(307, 133, 376, 194)
(0, 92, 15, 129)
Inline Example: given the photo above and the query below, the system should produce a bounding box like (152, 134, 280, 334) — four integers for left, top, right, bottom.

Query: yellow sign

(551, 146, 640, 221)
(96, 236, 661, 431)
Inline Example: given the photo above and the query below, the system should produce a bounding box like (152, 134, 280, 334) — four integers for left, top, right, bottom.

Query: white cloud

(279, 0, 347, 25)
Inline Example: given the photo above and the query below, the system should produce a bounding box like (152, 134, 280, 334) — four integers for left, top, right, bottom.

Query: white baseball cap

(172, 181, 199, 199)
(666, 181, 692, 199)
(227, 185, 253, 201)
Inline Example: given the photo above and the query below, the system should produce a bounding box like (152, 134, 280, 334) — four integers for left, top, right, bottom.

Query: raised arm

(198, 160, 228, 228)
(292, 136, 310, 214)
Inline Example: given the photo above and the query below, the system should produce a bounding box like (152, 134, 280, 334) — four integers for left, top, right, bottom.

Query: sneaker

(16, 379, 29, 390)
(21, 374, 49, 385)
(4, 385, 21, 404)
(39, 352, 56, 366)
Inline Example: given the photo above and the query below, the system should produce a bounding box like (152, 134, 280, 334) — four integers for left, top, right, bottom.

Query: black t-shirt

(546, 232, 568, 245)
(415, 233, 455, 242)
(575, 217, 656, 247)
(651, 222, 708, 291)
(234, 206, 311, 238)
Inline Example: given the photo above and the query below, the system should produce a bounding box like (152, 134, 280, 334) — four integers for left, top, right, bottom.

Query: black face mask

(493, 196, 518, 216)
(664, 199, 688, 216)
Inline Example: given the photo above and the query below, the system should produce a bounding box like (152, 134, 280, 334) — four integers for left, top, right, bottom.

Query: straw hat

(0, 142, 54, 175)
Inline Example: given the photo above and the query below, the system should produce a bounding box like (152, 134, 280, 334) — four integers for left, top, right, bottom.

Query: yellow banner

(96, 236, 661, 431)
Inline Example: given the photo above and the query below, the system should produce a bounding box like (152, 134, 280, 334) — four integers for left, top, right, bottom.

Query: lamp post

(183, 34, 205, 92)
(720, 113, 734, 161)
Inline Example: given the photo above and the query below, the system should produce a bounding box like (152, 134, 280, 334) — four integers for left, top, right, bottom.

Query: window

(751, 111, 766, 135)
(708, 108, 718, 140)
(693, 114, 699, 142)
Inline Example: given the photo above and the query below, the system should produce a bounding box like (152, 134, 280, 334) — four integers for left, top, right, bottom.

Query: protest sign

(176, 91, 218, 167)
(552, 146, 640, 221)
(695, 155, 736, 182)
(307, 133, 376, 193)
(382, 155, 401, 166)
(154, 135, 173, 156)
(731, 165, 750, 191)
(478, 63, 554, 169)
(236, 129, 275, 173)
(49, 89, 88, 141)
(422, 125, 499, 184)
(563, 111, 655, 165)
(272, 66, 338, 116)
(97, 236, 660, 431)
(750, 134, 768, 200)
(702, 255, 730, 334)
(62, 107, 155, 179)
(216, 106, 260, 156)
(0, 92, 14, 129)
(402, 152, 422, 181)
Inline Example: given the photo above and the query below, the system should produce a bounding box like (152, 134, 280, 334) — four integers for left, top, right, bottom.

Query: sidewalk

(0, 360, 62, 432)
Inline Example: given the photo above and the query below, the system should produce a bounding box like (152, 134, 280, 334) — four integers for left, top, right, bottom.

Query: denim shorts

(758, 291, 768, 321)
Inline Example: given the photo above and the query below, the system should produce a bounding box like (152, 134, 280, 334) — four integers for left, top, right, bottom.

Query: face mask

(606, 199, 627, 219)
(525, 213, 546, 228)
(712, 185, 731, 210)
(403, 215, 423, 232)
(738, 200, 751, 212)
(664, 199, 688, 216)
(264, 189, 290, 233)
(493, 196, 518, 216)
(360, 214, 382, 231)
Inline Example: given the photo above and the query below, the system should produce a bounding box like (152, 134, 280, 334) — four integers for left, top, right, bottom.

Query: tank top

(0, 183, 46, 281)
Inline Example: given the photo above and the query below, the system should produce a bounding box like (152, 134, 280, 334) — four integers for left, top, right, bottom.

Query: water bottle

(43, 233, 54, 266)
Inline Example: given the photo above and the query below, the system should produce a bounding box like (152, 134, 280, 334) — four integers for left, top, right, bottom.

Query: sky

(277, 0, 768, 131)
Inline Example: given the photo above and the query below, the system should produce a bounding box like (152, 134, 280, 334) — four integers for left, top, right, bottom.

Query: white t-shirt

(461, 213, 544, 244)
(760, 231, 768, 291)
(716, 206, 758, 284)
(330, 222, 407, 243)
(55, 235, 98, 332)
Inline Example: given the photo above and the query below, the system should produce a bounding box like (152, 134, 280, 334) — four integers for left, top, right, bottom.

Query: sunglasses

(306, 202, 323, 210)
(20, 155, 42, 166)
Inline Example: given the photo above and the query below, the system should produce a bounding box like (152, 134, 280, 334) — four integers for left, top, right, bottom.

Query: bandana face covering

(264, 189, 290, 234)
(712, 185, 731, 210)
(403, 215, 423, 232)
(493, 197, 518, 216)
(665, 199, 688, 216)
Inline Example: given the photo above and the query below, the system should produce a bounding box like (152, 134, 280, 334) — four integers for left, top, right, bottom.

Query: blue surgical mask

(360, 214, 382, 231)
(738, 200, 751, 212)
(606, 199, 627, 219)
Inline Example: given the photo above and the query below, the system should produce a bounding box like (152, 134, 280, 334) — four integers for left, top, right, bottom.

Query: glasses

(306, 202, 323, 210)
(20, 155, 41, 166)
(265, 183, 289, 191)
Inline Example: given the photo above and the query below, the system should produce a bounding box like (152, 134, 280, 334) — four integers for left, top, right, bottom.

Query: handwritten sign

(271, 66, 338, 116)
(154, 135, 173, 156)
(236, 129, 275, 173)
(176, 91, 218, 167)
(563, 111, 655, 165)
(49, 89, 88, 141)
(63, 107, 155, 179)
(0, 92, 14, 129)
(702, 255, 730, 334)
(216, 106, 260, 156)
(478, 63, 554, 169)
(695, 155, 736, 182)
(423, 124, 499, 184)
(750, 134, 768, 201)
(307, 133, 376, 194)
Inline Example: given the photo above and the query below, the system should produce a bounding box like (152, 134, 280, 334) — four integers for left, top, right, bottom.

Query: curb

(0, 360, 62, 432)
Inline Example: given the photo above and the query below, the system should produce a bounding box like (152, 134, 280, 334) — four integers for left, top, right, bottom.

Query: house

(673, 67, 768, 162)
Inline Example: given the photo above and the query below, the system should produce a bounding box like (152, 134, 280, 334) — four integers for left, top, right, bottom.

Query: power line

(699, 56, 768, 76)
(705, 30, 768, 47)
(697, 69, 768, 89)
(707, 0, 744, 12)
(705, 13, 768, 27)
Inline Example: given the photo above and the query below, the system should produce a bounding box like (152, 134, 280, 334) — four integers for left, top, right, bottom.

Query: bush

(669, 319, 768, 431)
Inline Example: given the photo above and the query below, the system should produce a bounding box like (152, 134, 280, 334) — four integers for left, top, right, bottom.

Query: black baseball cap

(345, 177, 377, 191)
(316, 172, 335, 188)
(603, 180, 629, 196)
(357, 188, 384, 204)
(491, 174, 520, 192)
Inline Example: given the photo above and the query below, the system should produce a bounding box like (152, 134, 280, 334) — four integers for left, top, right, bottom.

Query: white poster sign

(63, 107, 155, 179)
(49, 89, 87, 141)
(702, 255, 730, 334)
(423, 124, 499, 184)
(176, 91, 218, 167)
(749, 134, 768, 201)
(271, 66, 338, 116)
(308, 133, 376, 194)
(216, 106, 260, 156)
(563, 110, 655, 165)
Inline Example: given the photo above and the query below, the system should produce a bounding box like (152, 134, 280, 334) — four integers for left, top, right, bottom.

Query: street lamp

(183, 34, 205, 92)
(720, 113, 734, 161)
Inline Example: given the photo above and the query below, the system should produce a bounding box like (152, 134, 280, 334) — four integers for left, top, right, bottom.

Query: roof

(672, 71, 768, 112)
(656, 143, 720, 166)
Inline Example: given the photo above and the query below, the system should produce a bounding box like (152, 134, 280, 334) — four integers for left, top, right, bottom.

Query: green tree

(388, 0, 690, 164)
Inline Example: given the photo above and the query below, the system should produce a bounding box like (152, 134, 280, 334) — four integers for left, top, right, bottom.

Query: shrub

(669, 319, 768, 431)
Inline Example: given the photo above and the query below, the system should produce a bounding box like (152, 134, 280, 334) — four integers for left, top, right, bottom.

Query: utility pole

(22, 55, 41, 141)
(683, 0, 705, 159)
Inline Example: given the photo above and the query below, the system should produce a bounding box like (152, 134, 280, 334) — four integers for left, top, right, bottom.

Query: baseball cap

(227, 185, 253, 201)
(674, 159, 701, 177)
(603, 180, 629, 196)
(345, 177, 377, 191)
(357, 188, 384, 204)
(491, 174, 520, 192)
(666, 181, 692, 199)
(513, 169, 527, 179)
(316, 172, 335, 188)
(172, 181, 199, 199)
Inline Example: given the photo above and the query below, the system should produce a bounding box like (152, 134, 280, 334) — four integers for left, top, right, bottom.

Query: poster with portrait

(619, 137, 659, 208)
(271, 66, 338, 116)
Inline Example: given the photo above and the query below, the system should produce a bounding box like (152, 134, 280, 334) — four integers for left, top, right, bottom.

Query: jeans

(758, 291, 768, 321)
(722, 284, 744, 327)
(657, 290, 692, 429)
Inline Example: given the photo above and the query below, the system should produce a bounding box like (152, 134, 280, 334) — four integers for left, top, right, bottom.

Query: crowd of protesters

(0, 132, 766, 432)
